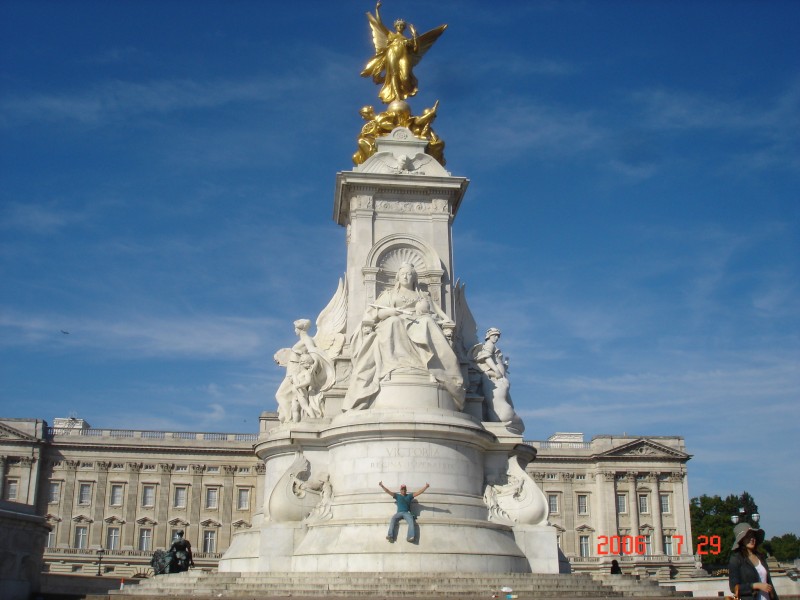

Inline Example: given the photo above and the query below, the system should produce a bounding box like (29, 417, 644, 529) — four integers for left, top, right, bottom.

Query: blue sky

(1, 1, 797, 536)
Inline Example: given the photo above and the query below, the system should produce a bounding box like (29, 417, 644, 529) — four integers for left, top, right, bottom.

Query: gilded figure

(361, 1, 447, 104)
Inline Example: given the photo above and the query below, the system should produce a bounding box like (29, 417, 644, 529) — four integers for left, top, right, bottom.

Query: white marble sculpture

(274, 278, 347, 422)
(267, 453, 326, 522)
(484, 454, 548, 526)
(344, 263, 465, 411)
(471, 328, 524, 433)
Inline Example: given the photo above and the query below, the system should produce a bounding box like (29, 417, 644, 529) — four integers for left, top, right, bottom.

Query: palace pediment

(599, 438, 689, 460)
(0, 422, 39, 442)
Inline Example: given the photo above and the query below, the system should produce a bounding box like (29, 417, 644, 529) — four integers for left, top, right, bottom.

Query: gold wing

(411, 24, 447, 67)
(360, 8, 390, 81)
(365, 7, 390, 53)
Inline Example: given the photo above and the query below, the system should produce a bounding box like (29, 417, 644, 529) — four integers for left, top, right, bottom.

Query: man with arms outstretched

(379, 480, 429, 542)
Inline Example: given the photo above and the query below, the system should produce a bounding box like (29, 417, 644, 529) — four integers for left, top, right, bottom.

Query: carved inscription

(366, 445, 466, 474)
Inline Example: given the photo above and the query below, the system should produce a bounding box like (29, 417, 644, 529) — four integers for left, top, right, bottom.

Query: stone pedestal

(220, 402, 557, 573)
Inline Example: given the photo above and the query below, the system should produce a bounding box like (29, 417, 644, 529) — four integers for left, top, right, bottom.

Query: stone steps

(92, 570, 691, 599)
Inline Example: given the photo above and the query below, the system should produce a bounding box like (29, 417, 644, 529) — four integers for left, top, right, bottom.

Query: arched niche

(362, 234, 447, 311)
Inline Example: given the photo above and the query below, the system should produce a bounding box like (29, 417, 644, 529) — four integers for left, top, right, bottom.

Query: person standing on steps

(379, 481, 429, 542)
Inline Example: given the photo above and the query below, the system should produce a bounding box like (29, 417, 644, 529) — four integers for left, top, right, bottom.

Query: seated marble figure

(344, 263, 465, 410)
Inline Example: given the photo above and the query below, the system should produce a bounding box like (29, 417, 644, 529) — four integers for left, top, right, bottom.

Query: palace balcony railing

(44, 547, 222, 560)
(46, 427, 257, 442)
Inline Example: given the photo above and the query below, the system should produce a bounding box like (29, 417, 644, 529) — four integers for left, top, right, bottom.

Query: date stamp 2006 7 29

(596, 534, 722, 555)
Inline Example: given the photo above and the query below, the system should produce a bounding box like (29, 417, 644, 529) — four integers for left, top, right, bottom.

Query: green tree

(689, 491, 759, 568)
(764, 533, 800, 562)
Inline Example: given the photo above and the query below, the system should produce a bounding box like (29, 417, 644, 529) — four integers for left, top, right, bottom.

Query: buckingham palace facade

(1, 416, 694, 579)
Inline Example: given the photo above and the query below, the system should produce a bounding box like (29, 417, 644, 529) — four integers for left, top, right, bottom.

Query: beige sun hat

(731, 522, 765, 551)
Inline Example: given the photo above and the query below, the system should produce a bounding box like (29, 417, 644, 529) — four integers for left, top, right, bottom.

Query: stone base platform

(98, 570, 693, 598)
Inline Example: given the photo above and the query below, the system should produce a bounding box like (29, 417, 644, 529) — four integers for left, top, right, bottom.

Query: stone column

(672, 472, 692, 555)
(189, 464, 205, 544)
(90, 461, 110, 547)
(627, 472, 640, 538)
(593, 472, 605, 536)
(157, 464, 173, 549)
(651, 473, 664, 554)
(123, 463, 142, 549)
(57, 461, 79, 547)
(604, 472, 619, 538)
(17, 456, 37, 506)
(16, 457, 33, 503)
(0, 455, 6, 499)
(220, 465, 236, 550)
(560, 472, 576, 555)
(254, 463, 266, 519)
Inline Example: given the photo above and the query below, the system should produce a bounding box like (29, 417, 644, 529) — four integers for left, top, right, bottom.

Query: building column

(672, 472, 692, 555)
(254, 462, 266, 520)
(123, 463, 142, 549)
(220, 465, 236, 551)
(651, 473, 664, 554)
(189, 464, 205, 545)
(0, 455, 6, 498)
(18, 456, 35, 504)
(57, 461, 79, 547)
(561, 472, 576, 556)
(593, 472, 610, 554)
(90, 461, 110, 547)
(627, 472, 640, 537)
(157, 464, 173, 549)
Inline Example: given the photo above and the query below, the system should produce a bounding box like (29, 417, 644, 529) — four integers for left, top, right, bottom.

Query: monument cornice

(334, 170, 469, 226)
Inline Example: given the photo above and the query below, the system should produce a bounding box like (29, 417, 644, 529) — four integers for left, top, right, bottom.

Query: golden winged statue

(360, 1, 447, 104)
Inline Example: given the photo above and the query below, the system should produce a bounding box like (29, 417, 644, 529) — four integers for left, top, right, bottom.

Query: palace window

(78, 483, 92, 505)
(48, 481, 61, 503)
(74, 526, 88, 549)
(545, 473, 558, 480)
(174, 465, 188, 473)
(138, 528, 152, 551)
(46, 528, 57, 548)
(206, 466, 220, 473)
(577, 494, 589, 515)
(203, 530, 217, 553)
(110, 484, 124, 506)
(660, 493, 671, 514)
(173, 486, 188, 508)
(644, 534, 653, 555)
(237, 488, 250, 510)
(579, 535, 591, 557)
(205, 487, 219, 509)
(638, 494, 649, 514)
(106, 527, 120, 550)
(575, 474, 586, 480)
(547, 494, 559, 514)
(4, 478, 19, 500)
(616, 494, 627, 514)
(141, 484, 156, 507)
(663, 535, 673, 556)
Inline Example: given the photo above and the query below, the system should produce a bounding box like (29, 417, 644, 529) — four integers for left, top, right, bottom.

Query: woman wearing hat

(728, 523, 778, 600)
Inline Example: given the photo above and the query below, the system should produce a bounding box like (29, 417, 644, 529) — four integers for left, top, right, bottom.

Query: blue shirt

(394, 492, 414, 512)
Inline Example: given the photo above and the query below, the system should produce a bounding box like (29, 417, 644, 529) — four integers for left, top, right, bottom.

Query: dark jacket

(728, 551, 779, 600)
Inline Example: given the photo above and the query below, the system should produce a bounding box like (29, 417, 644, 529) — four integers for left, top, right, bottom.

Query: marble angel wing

(454, 279, 480, 359)
(313, 275, 347, 359)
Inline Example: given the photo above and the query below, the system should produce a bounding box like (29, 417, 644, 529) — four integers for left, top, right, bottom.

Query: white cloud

(0, 310, 279, 360)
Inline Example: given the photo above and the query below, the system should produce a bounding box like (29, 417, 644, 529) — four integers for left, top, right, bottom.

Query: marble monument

(218, 2, 558, 574)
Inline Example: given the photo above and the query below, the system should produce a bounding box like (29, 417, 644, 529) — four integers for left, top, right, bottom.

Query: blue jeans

(387, 511, 415, 540)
